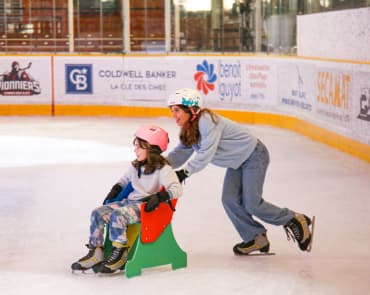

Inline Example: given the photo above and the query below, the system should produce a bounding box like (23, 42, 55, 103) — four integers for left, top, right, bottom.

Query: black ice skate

(284, 213, 315, 252)
(233, 233, 274, 256)
(97, 245, 128, 274)
(71, 244, 104, 272)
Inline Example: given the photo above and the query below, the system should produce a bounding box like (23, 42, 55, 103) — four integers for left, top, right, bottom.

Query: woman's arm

(166, 142, 194, 169)
(183, 114, 222, 175)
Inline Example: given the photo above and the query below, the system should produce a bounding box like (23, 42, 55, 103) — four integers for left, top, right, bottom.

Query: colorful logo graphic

(0, 61, 41, 95)
(66, 64, 93, 94)
(358, 87, 370, 121)
(194, 60, 217, 95)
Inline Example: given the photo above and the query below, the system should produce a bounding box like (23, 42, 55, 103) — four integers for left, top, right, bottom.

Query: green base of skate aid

(96, 223, 187, 277)
(125, 223, 187, 278)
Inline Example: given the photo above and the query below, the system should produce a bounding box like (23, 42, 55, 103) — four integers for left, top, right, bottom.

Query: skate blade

(306, 215, 316, 253)
(71, 268, 96, 275)
(245, 252, 276, 256)
(235, 252, 276, 257)
(97, 269, 124, 276)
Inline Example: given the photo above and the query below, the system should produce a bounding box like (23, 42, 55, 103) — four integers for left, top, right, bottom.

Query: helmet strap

(189, 106, 200, 122)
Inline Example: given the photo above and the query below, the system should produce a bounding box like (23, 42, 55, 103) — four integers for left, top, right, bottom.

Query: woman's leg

(222, 166, 266, 243)
(241, 140, 294, 225)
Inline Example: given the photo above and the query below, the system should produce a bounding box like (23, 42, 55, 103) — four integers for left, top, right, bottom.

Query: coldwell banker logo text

(66, 64, 93, 94)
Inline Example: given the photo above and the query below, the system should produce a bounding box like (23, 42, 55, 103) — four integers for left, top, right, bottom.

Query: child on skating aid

(71, 125, 182, 273)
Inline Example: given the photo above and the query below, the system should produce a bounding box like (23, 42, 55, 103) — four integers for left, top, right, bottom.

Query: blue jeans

(222, 140, 294, 243)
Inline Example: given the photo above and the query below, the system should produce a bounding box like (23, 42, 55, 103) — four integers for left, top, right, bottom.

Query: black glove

(141, 191, 170, 212)
(103, 183, 122, 205)
(176, 169, 189, 183)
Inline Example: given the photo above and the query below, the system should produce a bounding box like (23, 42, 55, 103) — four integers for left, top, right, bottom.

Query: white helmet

(167, 88, 203, 109)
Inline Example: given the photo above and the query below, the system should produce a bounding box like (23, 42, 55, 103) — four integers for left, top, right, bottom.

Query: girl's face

(134, 138, 148, 162)
(170, 105, 191, 126)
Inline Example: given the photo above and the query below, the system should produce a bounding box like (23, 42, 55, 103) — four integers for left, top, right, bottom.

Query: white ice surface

(0, 136, 135, 168)
(0, 116, 369, 295)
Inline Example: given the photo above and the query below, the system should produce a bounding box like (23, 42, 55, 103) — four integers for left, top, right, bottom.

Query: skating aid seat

(101, 188, 187, 278)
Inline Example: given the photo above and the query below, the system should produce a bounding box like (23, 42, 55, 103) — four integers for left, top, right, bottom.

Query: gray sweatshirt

(167, 113, 258, 175)
(117, 164, 182, 201)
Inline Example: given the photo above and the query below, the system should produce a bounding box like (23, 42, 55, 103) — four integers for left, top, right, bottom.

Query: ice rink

(1, 116, 369, 295)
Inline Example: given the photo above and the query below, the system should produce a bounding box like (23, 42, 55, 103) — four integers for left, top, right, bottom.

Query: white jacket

(117, 164, 182, 201)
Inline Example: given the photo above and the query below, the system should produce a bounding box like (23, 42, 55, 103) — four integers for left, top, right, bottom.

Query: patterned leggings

(89, 199, 141, 247)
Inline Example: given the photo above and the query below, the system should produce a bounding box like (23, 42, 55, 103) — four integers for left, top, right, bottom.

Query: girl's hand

(141, 191, 170, 212)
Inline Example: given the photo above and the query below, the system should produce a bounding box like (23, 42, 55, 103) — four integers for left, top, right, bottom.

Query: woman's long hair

(132, 137, 169, 175)
(179, 107, 218, 147)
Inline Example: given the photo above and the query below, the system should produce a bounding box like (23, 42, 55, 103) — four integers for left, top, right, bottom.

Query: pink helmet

(135, 125, 169, 152)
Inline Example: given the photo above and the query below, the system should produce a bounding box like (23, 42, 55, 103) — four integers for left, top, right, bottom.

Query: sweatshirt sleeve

(184, 114, 221, 175)
(166, 142, 194, 169)
(116, 167, 132, 188)
(160, 165, 183, 199)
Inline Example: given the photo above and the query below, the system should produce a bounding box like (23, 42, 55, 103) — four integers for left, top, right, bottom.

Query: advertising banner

(313, 62, 353, 135)
(54, 56, 277, 111)
(0, 56, 51, 104)
(55, 56, 123, 105)
(54, 56, 221, 107)
(243, 58, 277, 106)
(277, 59, 315, 117)
(216, 58, 242, 103)
(185, 57, 278, 111)
(351, 67, 370, 144)
(3, 54, 366, 147)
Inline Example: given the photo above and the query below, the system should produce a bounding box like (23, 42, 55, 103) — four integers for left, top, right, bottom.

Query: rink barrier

(0, 53, 369, 162)
(0, 104, 52, 116)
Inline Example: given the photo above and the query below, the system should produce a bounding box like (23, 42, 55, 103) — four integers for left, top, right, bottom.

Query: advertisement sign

(54, 56, 215, 106)
(243, 59, 277, 106)
(351, 69, 370, 144)
(55, 56, 122, 105)
(278, 59, 315, 116)
(65, 64, 93, 94)
(120, 57, 180, 101)
(314, 66, 352, 130)
(189, 57, 279, 110)
(2, 54, 367, 147)
(217, 58, 241, 102)
(0, 57, 51, 104)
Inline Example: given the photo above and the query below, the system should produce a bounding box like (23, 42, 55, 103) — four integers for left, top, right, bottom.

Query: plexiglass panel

(0, 0, 369, 53)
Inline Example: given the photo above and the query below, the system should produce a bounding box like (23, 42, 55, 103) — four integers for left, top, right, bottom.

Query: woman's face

(170, 105, 191, 127)
(134, 138, 148, 162)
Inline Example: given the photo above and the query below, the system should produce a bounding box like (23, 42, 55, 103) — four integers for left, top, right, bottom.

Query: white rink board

(0, 55, 369, 145)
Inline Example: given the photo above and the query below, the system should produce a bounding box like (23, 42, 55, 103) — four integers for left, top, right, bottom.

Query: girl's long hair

(179, 107, 218, 147)
(132, 137, 169, 175)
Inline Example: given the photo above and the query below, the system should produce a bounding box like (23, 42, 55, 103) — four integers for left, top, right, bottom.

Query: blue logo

(65, 64, 93, 94)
